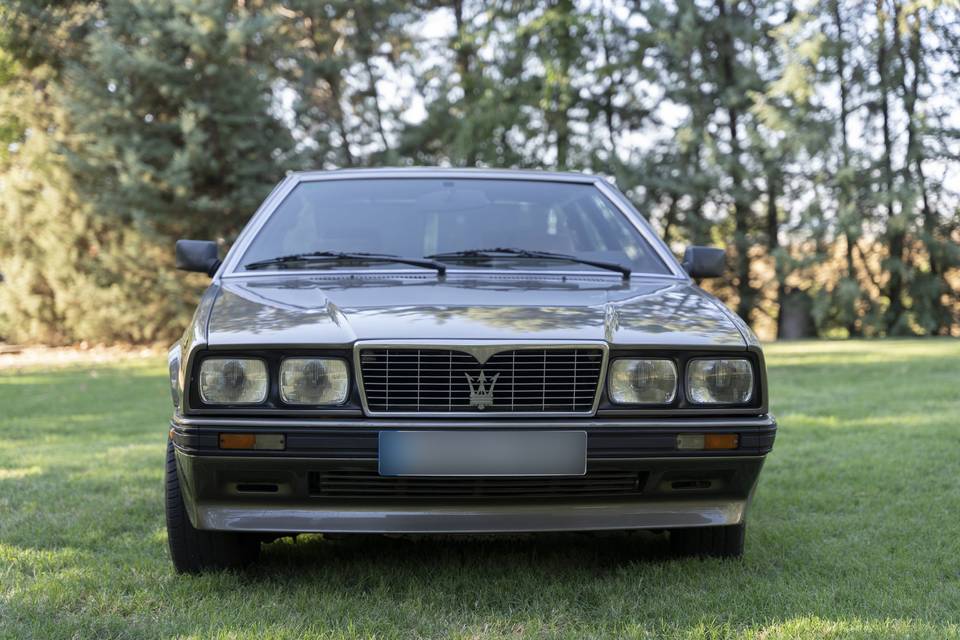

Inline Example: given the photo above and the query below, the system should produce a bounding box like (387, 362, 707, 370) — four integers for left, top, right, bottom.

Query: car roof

(287, 167, 605, 184)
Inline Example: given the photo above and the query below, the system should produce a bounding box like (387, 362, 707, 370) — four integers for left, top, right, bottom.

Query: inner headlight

(608, 359, 678, 404)
(686, 358, 754, 404)
(280, 358, 349, 405)
(199, 358, 268, 405)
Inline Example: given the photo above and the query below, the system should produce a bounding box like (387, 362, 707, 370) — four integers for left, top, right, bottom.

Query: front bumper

(170, 415, 775, 534)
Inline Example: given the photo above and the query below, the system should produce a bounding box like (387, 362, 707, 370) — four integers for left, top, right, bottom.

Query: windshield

(239, 178, 671, 275)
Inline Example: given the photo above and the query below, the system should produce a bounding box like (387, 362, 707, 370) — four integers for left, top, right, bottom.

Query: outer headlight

(199, 358, 268, 405)
(686, 358, 754, 405)
(280, 358, 349, 405)
(608, 359, 678, 404)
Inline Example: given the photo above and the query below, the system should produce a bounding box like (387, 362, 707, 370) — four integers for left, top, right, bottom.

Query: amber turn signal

(676, 433, 739, 450)
(704, 434, 739, 450)
(219, 433, 257, 449)
(218, 433, 285, 450)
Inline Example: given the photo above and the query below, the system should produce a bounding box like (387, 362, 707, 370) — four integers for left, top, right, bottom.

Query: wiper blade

(244, 251, 446, 275)
(426, 247, 630, 279)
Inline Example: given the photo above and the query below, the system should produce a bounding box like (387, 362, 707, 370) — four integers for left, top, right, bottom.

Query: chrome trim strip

(193, 497, 747, 533)
(294, 168, 602, 183)
(176, 447, 767, 462)
(171, 414, 777, 429)
(352, 340, 610, 418)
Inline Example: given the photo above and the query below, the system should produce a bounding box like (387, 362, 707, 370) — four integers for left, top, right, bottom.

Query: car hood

(204, 273, 749, 349)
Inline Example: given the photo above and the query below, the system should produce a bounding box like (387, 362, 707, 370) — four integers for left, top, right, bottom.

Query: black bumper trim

(170, 415, 776, 460)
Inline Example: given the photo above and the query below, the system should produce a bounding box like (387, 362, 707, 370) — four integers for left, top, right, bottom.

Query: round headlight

(686, 358, 754, 405)
(199, 358, 268, 405)
(280, 358, 349, 405)
(608, 358, 678, 404)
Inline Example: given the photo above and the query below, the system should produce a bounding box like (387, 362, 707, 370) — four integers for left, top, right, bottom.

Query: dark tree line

(0, 0, 957, 343)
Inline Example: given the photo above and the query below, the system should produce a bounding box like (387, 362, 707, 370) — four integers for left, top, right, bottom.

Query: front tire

(669, 522, 745, 559)
(165, 441, 260, 573)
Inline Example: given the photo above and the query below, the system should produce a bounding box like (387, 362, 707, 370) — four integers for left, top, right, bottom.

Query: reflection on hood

(206, 272, 747, 348)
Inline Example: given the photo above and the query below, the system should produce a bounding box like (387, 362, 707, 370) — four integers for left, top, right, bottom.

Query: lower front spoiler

(194, 498, 747, 534)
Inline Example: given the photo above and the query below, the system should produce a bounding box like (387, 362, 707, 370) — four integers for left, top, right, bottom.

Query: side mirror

(176, 240, 221, 276)
(682, 245, 725, 279)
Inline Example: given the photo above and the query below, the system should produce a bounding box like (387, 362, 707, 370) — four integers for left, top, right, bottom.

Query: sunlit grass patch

(0, 466, 43, 480)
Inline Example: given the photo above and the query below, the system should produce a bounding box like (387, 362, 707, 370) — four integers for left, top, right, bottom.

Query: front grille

(308, 468, 645, 500)
(358, 347, 604, 414)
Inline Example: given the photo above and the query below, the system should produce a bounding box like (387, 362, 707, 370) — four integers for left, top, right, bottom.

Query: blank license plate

(379, 431, 587, 477)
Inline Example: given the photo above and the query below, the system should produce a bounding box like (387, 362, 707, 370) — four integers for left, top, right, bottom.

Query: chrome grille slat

(359, 346, 604, 414)
(362, 379, 598, 384)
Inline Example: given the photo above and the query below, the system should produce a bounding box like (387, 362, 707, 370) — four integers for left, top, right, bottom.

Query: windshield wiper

(425, 247, 630, 279)
(244, 251, 446, 275)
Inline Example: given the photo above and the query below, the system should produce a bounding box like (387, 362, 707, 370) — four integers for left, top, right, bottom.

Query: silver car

(166, 168, 776, 573)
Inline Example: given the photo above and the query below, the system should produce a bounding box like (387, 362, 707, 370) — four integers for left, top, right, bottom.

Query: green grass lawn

(1, 340, 959, 639)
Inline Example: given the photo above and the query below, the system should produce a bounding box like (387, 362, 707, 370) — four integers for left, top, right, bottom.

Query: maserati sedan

(165, 168, 776, 573)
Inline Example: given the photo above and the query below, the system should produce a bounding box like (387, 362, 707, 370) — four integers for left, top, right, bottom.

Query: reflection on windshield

(239, 179, 670, 275)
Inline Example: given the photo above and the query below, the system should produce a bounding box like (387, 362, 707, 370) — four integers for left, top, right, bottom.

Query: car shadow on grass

(254, 529, 678, 576)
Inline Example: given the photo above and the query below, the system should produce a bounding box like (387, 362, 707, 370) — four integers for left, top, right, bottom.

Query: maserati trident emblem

(465, 371, 500, 410)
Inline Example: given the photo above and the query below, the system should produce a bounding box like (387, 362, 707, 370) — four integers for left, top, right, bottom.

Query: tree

(0, 0, 297, 343)
(399, 1, 534, 167)
(0, 51, 189, 343)
(635, 1, 792, 327)
(62, 0, 294, 242)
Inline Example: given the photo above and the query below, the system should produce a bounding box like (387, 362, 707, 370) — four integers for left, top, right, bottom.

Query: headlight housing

(198, 358, 268, 405)
(280, 358, 349, 405)
(608, 358, 678, 404)
(686, 358, 754, 405)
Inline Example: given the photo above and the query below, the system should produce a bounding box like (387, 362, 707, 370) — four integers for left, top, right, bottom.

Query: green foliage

(62, 0, 294, 240)
(0, 0, 292, 343)
(0, 64, 193, 344)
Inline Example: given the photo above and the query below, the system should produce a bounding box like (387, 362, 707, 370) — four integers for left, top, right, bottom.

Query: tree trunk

(766, 170, 790, 338)
(545, 0, 574, 169)
(893, 5, 948, 334)
(452, 0, 478, 166)
(715, 0, 756, 324)
(832, 0, 859, 336)
(876, 0, 905, 333)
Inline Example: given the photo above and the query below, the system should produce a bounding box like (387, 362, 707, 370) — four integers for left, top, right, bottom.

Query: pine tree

(0, 0, 295, 343)
(0, 58, 191, 343)
(62, 0, 294, 242)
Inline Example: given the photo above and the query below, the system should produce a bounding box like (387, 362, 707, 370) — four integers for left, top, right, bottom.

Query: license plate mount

(378, 430, 587, 477)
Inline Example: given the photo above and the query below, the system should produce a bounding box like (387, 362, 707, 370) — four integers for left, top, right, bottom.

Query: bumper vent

(358, 347, 604, 414)
(308, 468, 646, 500)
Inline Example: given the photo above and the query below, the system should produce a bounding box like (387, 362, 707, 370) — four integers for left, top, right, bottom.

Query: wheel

(669, 522, 745, 559)
(165, 441, 260, 573)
